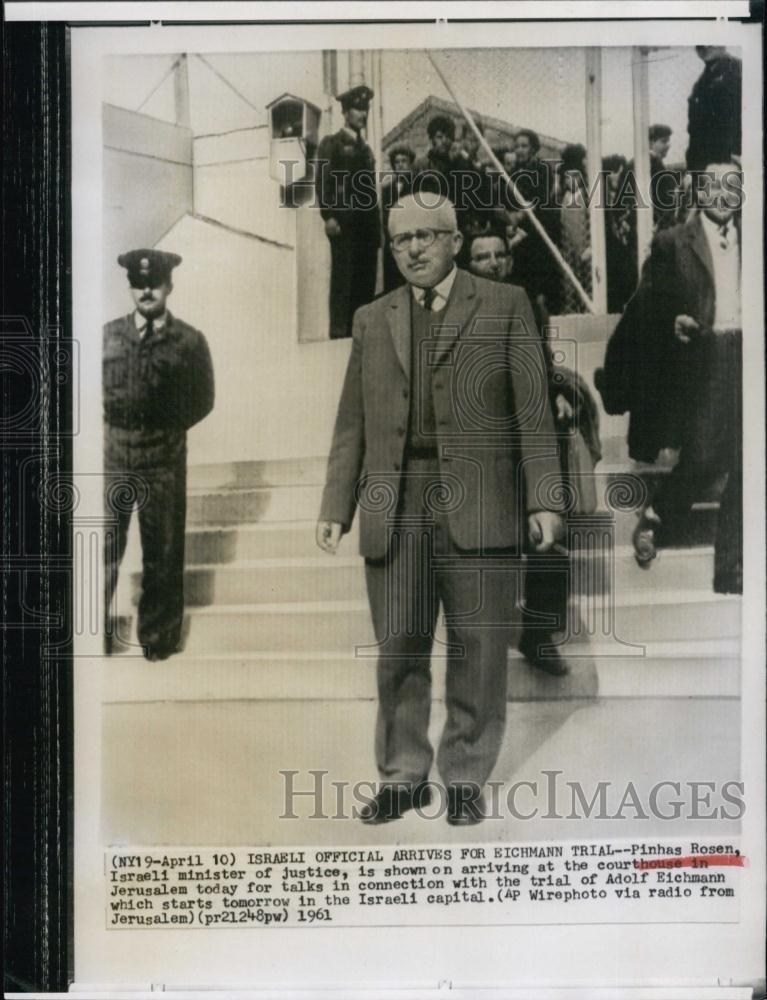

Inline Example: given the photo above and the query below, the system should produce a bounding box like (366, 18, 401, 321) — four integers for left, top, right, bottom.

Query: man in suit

(104, 249, 214, 659)
(316, 194, 564, 825)
(315, 84, 380, 340)
(598, 161, 742, 594)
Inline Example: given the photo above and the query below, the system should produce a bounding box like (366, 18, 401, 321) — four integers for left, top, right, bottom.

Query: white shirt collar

(411, 267, 458, 312)
(133, 310, 167, 336)
(700, 211, 736, 250)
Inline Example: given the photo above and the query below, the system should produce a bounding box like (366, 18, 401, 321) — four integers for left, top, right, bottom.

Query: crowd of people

(315, 46, 742, 335)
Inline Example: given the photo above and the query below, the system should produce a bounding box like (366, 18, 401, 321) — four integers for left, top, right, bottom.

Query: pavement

(102, 694, 740, 846)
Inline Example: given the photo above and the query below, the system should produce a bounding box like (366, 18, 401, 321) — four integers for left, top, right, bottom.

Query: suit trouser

(104, 460, 187, 651)
(364, 458, 520, 787)
(327, 219, 379, 340)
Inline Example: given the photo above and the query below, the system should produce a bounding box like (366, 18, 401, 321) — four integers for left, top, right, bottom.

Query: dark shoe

(518, 631, 570, 677)
(359, 781, 432, 825)
(143, 645, 174, 662)
(447, 785, 486, 826)
(632, 511, 660, 568)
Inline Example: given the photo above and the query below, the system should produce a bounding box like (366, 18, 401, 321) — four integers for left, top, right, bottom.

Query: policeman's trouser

(327, 223, 378, 340)
(364, 458, 520, 788)
(104, 460, 187, 652)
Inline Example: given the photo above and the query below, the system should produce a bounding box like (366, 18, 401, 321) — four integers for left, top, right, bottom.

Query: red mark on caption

(635, 854, 746, 870)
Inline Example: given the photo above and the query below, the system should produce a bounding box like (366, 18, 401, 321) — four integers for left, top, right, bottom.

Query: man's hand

(316, 520, 343, 554)
(673, 314, 700, 345)
(528, 511, 563, 552)
(325, 218, 342, 238)
(555, 393, 574, 423)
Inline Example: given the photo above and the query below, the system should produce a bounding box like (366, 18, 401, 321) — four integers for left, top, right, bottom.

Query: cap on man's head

(337, 84, 373, 111)
(118, 249, 182, 287)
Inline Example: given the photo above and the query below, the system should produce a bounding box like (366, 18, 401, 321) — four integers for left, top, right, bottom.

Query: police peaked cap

(118, 249, 182, 285)
(337, 84, 373, 111)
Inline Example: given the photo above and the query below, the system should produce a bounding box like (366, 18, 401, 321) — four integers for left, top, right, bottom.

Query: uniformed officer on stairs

(103, 249, 215, 660)
(315, 84, 381, 339)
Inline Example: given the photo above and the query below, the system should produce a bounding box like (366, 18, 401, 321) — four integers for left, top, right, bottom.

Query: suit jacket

(319, 269, 563, 559)
(597, 210, 732, 462)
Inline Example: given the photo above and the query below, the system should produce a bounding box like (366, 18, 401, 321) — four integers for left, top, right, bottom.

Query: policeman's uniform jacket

(315, 127, 380, 339)
(103, 310, 214, 468)
(686, 53, 742, 171)
(319, 268, 563, 560)
(315, 127, 380, 230)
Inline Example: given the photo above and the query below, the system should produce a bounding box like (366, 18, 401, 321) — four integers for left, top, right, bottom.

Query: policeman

(103, 249, 214, 660)
(315, 84, 380, 339)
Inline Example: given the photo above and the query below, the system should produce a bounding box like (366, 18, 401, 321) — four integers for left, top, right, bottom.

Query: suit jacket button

(402, 388, 409, 399)
(398, 426, 405, 436)
(394, 463, 401, 471)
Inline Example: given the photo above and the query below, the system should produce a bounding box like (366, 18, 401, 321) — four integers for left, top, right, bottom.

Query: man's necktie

(143, 317, 155, 342)
(422, 287, 435, 312)
(718, 221, 730, 249)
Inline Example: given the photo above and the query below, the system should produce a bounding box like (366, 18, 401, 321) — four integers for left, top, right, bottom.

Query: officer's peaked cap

(337, 84, 373, 111)
(118, 248, 182, 285)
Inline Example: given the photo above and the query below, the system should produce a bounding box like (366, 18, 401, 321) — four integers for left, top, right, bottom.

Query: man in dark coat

(596, 160, 742, 594)
(412, 114, 457, 195)
(507, 129, 563, 316)
(315, 84, 380, 340)
(648, 124, 678, 230)
(381, 144, 415, 293)
(602, 154, 638, 314)
(686, 47, 742, 171)
(316, 194, 564, 826)
(104, 249, 214, 659)
(467, 228, 601, 676)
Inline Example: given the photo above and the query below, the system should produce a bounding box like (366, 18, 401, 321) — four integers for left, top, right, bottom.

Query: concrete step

(113, 588, 740, 656)
(102, 637, 740, 704)
(556, 338, 607, 390)
(186, 483, 324, 526)
(185, 490, 717, 557)
(144, 546, 716, 608)
(187, 455, 328, 492)
(548, 312, 620, 347)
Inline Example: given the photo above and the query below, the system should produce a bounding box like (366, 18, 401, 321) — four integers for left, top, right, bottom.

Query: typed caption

(106, 838, 743, 929)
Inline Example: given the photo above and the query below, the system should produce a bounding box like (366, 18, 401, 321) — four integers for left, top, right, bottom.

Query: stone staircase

(105, 317, 741, 706)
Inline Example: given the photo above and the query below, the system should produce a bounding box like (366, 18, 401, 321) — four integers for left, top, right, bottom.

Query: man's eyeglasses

(391, 228, 455, 253)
